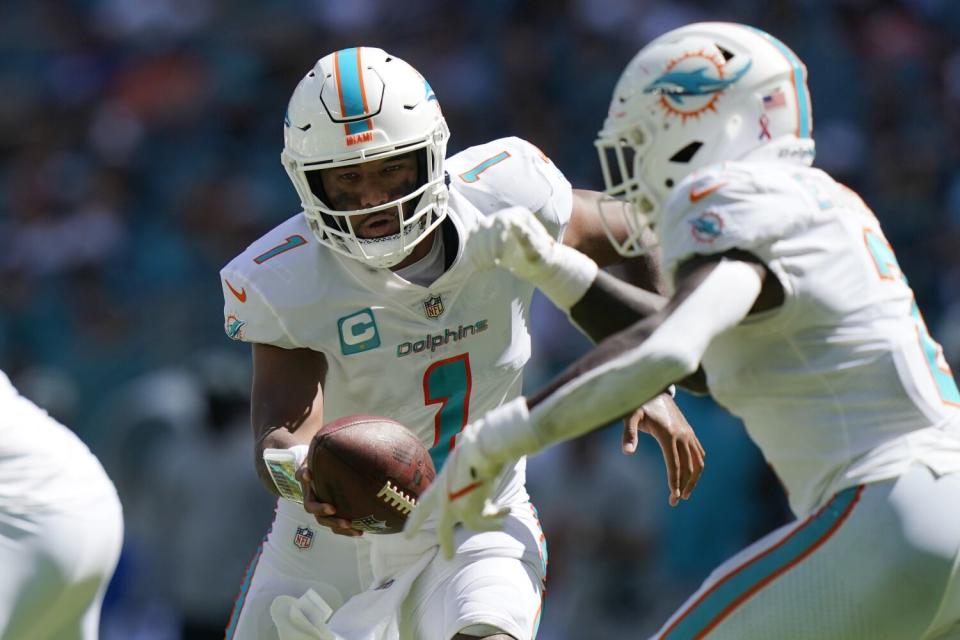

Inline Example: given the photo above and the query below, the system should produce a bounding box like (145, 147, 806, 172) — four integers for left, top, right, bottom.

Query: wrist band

(264, 445, 309, 503)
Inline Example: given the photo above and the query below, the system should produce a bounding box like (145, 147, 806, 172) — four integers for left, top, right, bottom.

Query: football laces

(377, 480, 416, 515)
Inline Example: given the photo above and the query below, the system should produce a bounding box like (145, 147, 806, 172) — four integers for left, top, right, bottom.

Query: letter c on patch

(342, 312, 375, 345)
(337, 308, 381, 355)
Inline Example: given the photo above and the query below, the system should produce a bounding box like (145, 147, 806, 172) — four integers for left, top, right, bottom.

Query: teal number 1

(423, 353, 473, 470)
(864, 229, 960, 405)
(254, 235, 307, 264)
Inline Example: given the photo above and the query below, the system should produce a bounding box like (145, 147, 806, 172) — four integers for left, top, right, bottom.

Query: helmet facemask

(283, 125, 449, 269)
(595, 121, 659, 257)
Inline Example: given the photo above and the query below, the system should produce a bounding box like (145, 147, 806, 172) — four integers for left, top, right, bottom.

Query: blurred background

(2, 0, 960, 638)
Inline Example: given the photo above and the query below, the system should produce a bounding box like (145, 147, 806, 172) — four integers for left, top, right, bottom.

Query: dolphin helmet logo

(644, 51, 752, 123)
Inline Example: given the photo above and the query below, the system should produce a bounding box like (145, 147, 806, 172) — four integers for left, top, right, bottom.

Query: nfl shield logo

(293, 526, 314, 550)
(423, 294, 444, 319)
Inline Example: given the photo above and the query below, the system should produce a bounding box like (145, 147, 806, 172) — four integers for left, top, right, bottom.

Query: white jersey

(0, 369, 116, 514)
(659, 161, 960, 516)
(220, 136, 571, 517)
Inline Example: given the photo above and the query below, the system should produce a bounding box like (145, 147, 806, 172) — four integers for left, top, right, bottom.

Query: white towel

(270, 589, 337, 640)
(271, 546, 438, 640)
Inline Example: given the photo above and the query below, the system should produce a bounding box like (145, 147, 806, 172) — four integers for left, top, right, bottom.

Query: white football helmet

(595, 22, 816, 256)
(282, 47, 450, 268)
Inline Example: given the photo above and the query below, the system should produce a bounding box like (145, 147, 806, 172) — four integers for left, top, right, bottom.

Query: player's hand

(297, 466, 363, 537)
(464, 206, 557, 277)
(460, 208, 510, 273)
(404, 422, 508, 559)
(487, 206, 558, 281)
(622, 392, 705, 507)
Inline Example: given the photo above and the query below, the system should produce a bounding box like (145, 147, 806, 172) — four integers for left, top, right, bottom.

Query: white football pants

(653, 463, 960, 639)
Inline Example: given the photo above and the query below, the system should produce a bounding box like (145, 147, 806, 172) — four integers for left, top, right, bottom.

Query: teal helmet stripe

(748, 26, 811, 139)
(335, 47, 373, 135)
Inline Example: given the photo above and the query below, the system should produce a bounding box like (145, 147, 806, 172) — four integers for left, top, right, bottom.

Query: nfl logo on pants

(293, 526, 314, 550)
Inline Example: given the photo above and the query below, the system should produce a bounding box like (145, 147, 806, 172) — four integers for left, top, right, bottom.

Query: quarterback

(411, 23, 960, 639)
(220, 47, 701, 640)
(0, 369, 123, 639)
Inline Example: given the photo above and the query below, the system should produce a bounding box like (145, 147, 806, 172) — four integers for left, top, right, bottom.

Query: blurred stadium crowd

(2, 0, 960, 638)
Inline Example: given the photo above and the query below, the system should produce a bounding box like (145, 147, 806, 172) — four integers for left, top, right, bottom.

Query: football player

(409, 23, 960, 639)
(0, 369, 123, 639)
(220, 47, 702, 640)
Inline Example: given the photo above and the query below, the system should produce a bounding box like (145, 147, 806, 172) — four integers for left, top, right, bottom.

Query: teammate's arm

(419, 256, 761, 533)
(251, 343, 360, 536)
(406, 254, 767, 548)
(528, 255, 768, 411)
(561, 190, 708, 392)
(564, 189, 664, 287)
(478, 203, 704, 488)
(563, 189, 668, 331)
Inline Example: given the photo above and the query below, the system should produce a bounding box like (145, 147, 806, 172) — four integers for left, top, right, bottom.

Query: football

(308, 415, 436, 534)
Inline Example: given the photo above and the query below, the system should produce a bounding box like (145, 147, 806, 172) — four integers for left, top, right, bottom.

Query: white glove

(404, 397, 541, 559)
(403, 423, 506, 560)
(483, 206, 557, 276)
(270, 589, 340, 640)
(485, 207, 599, 309)
(458, 208, 514, 273)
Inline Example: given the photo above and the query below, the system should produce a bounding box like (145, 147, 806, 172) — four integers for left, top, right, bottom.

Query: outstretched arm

(547, 191, 709, 392)
(406, 254, 767, 556)
(506, 256, 764, 456)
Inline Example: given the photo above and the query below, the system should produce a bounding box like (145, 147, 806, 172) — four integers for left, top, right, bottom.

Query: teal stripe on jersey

(661, 486, 861, 639)
(336, 48, 371, 135)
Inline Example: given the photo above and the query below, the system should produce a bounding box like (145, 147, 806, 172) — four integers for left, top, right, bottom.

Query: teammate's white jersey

(659, 161, 960, 516)
(0, 369, 123, 639)
(0, 370, 117, 514)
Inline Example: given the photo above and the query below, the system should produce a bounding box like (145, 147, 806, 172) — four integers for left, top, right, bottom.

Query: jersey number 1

(423, 353, 472, 470)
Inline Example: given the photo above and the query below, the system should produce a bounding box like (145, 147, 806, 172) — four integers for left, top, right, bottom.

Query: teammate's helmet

(282, 47, 450, 268)
(595, 22, 816, 256)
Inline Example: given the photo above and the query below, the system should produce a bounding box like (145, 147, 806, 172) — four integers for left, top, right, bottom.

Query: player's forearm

(253, 419, 322, 496)
(569, 270, 668, 342)
(568, 269, 711, 393)
(535, 259, 761, 404)
(476, 261, 762, 463)
(517, 221, 665, 338)
(616, 246, 668, 295)
(470, 313, 696, 465)
(568, 190, 666, 291)
(250, 344, 329, 496)
(528, 310, 696, 432)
